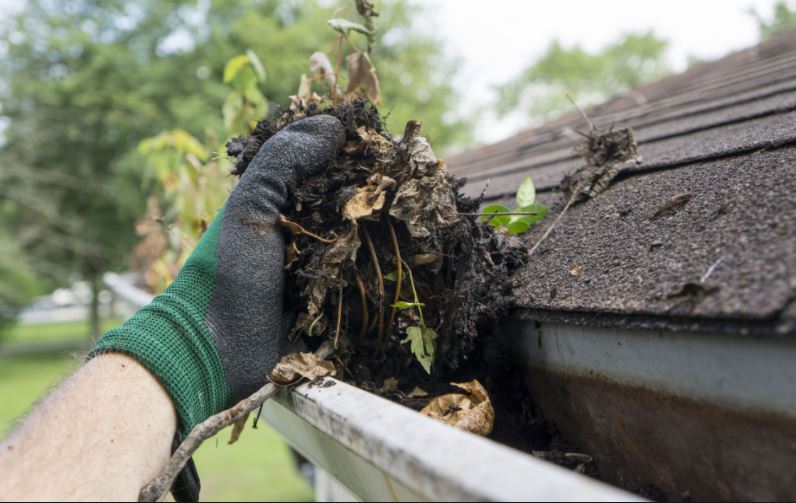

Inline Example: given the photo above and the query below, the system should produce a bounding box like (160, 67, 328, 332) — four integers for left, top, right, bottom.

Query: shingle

(447, 29, 796, 330)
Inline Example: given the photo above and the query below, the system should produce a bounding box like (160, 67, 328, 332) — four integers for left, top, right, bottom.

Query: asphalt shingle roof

(448, 30, 796, 335)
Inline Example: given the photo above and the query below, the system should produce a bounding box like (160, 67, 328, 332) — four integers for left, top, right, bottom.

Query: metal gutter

(103, 273, 642, 501)
(262, 378, 642, 502)
(501, 318, 796, 500)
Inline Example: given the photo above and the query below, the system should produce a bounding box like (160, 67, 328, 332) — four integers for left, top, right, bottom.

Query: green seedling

(391, 262, 437, 374)
(480, 176, 549, 235)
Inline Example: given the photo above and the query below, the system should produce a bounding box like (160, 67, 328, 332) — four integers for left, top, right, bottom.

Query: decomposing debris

(228, 100, 526, 384)
(268, 351, 337, 387)
(528, 124, 640, 257)
(420, 380, 495, 436)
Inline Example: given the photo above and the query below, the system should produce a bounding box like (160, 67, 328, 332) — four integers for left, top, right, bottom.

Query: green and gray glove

(90, 115, 345, 434)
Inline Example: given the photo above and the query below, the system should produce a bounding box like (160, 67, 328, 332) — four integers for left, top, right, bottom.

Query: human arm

(0, 354, 176, 501)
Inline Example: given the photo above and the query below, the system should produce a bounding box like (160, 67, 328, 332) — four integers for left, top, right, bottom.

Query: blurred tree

(496, 31, 670, 122)
(751, 0, 796, 39)
(0, 0, 468, 339)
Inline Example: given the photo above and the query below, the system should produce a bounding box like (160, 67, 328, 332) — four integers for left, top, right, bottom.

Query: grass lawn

(0, 352, 313, 501)
(2, 317, 125, 345)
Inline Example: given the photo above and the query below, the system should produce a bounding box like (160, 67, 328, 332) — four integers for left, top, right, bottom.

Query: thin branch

(527, 193, 577, 257)
(362, 225, 385, 344)
(138, 383, 279, 502)
(567, 93, 594, 131)
(353, 270, 369, 342)
(334, 284, 344, 348)
(385, 218, 403, 346)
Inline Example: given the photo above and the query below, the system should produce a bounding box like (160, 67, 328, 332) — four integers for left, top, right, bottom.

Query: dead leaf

(389, 170, 460, 238)
(345, 51, 381, 103)
(408, 386, 428, 398)
(309, 52, 335, 86)
(268, 352, 337, 387)
(420, 379, 494, 436)
(343, 186, 386, 221)
(228, 413, 249, 445)
(383, 377, 399, 392)
(570, 264, 582, 277)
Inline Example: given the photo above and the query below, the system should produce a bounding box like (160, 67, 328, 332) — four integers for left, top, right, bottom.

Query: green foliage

(497, 31, 670, 121)
(395, 263, 438, 374)
(0, 232, 42, 333)
(0, 0, 470, 318)
(480, 177, 549, 235)
(751, 1, 796, 39)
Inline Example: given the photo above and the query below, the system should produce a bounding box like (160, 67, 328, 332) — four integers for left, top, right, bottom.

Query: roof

(448, 29, 796, 336)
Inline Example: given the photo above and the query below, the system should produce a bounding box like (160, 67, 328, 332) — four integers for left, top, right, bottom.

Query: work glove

(90, 115, 345, 435)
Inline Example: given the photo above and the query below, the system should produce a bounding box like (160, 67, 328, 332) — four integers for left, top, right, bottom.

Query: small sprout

(392, 300, 425, 309)
(480, 177, 548, 235)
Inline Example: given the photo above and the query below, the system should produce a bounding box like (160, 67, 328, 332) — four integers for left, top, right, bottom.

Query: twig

(528, 193, 577, 257)
(353, 270, 369, 342)
(279, 215, 338, 244)
(334, 284, 343, 348)
(567, 93, 594, 131)
(385, 218, 403, 345)
(362, 225, 385, 343)
(138, 383, 279, 502)
(139, 344, 335, 502)
(701, 255, 727, 283)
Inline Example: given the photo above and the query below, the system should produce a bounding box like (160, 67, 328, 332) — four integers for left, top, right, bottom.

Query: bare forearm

(0, 354, 177, 501)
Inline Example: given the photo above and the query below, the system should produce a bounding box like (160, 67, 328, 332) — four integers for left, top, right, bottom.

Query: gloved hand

(90, 115, 345, 434)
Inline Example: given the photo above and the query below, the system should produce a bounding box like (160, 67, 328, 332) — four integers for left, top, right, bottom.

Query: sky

(425, 0, 782, 144)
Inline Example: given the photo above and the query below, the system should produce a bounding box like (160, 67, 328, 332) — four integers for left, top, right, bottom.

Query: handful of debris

(227, 99, 526, 388)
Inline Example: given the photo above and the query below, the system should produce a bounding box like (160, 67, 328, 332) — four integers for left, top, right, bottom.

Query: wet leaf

(401, 325, 437, 374)
(327, 18, 372, 37)
(389, 171, 460, 239)
(420, 380, 494, 436)
(268, 352, 336, 386)
(345, 51, 381, 103)
(516, 176, 536, 206)
(342, 185, 386, 221)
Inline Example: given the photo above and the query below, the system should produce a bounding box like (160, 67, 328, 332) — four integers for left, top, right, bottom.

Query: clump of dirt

(227, 99, 526, 390)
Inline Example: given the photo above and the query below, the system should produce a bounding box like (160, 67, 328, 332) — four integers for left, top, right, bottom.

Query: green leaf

(480, 204, 511, 228)
(327, 18, 372, 36)
(392, 300, 425, 310)
(507, 204, 550, 235)
(223, 55, 250, 84)
(401, 325, 438, 374)
(506, 220, 529, 235)
(383, 271, 397, 282)
(516, 176, 536, 206)
(245, 49, 266, 82)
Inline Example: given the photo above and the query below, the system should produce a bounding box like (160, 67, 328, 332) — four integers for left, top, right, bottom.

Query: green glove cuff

(90, 208, 231, 434)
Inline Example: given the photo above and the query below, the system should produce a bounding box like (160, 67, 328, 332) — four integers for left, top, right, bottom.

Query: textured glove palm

(91, 115, 345, 434)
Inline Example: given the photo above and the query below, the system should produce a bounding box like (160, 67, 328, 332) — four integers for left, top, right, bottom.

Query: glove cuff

(89, 212, 231, 434)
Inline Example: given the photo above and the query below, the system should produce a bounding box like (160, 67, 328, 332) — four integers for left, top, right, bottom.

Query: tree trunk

(88, 273, 101, 343)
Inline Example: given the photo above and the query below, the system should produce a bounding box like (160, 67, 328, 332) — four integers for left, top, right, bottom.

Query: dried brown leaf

(267, 352, 337, 387)
(389, 170, 460, 238)
(345, 51, 381, 103)
(420, 379, 494, 436)
(343, 186, 386, 221)
(420, 379, 495, 436)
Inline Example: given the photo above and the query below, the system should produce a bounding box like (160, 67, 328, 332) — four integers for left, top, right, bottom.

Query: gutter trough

(501, 316, 796, 501)
(261, 377, 641, 502)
